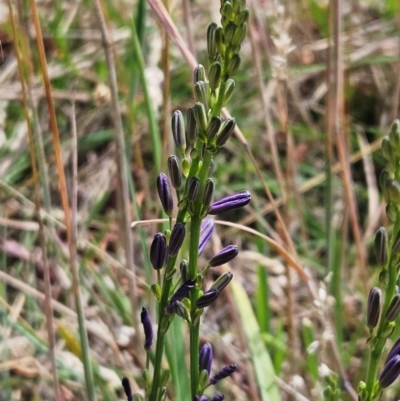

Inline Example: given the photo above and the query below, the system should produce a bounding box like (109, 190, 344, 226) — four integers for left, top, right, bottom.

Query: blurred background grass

(0, 0, 399, 400)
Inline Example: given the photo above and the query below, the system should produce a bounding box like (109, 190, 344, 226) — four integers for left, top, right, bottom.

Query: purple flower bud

(375, 227, 388, 266)
(209, 364, 237, 384)
(211, 395, 224, 401)
(385, 337, 400, 364)
(196, 289, 219, 309)
(169, 223, 186, 256)
(157, 173, 174, 216)
(208, 191, 251, 215)
(168, 155, 182, 190)
(380, 355, 400, 388)
(122, 377, 133, 401)
(188, 177, 200, 201)
(198, 218, 215, 255)
(386, 293, 400, 322)
(171, 110, 186, 150)
(209, 245, 238, 267)
(215, 118, 236, 147)
(166, 279, 195, 313)
(150, 233, 167, 270)
(140, 307, 154, 350)
(199, 342, 213, 377)
(367, 287, 382, 329)
(210, 271, 233, 293)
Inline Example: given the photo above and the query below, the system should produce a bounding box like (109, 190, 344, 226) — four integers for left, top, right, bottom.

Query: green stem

(364, 217, 400, 400)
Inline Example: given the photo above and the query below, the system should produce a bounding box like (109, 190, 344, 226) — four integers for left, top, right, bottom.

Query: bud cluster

(360, 120, 400, 401)
(124, 0, 250, 399)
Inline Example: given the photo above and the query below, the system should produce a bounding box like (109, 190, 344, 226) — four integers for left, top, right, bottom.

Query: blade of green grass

(230, 280, 281, 401)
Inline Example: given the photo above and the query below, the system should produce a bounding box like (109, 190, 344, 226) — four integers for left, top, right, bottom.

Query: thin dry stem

(8, 1, 60, 399)
(93, 0, 139, 334)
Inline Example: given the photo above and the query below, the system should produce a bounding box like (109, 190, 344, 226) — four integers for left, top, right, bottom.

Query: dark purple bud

(208, 191, 251, 215)
(375, 227, 388, 266)
(207, 117, 222, 140)
(171, 110, 186, 150)
(188, 177, 200, 201)
(169, 223, 186, 256)
(211, 395, 224, 401)
(150, 233, 167, 270)
(199, 342, 213, 377)
(166, 279, 195, 313)
(180, 259, 189, 282)
(157, 173, 174, 217)
(140, 308, 154, 350)
(209, 245, 238, 267)
(385, 337, 400, 364)
(122, 377, 133, 401)
(386, 294, 400, 322)
(215, 119, 236, 147)
(210, 271, 233, 292)
(209, 364, 237, 384)
(196, 289, 219, 309)
(380, 355, 400, 388)
(202, 179, 214, 210)
(198, 218, 215, 255)
(168, 155, 182, 190)
(367, 287, 382, 329)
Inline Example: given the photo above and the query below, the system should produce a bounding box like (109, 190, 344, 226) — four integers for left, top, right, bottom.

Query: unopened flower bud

(367, 287, 382, 329)
(203, 179, 214, 210)
(180, 259, 189, 282)
(168, 155, 182, 190)
(194, 81, 209, 111)
(223, 79, 235, 104)
(379, 169, 391, 200)
(207, 23, 218, 59)
(194, 64, 206, 83)
(194, 102, 208, 132)
(150, 233, 167, 270)
(196, 289, 219, 308)
(232, 22, 247, 46)
(375, 227, 388, 266)
(186, 107, 198, 145)
(227, 54, 241, 78)
(237, 8, 249, 24)
(216, 119, 236, 147)
(387, 179, 400, 203)
(209, 364, 237, 384)
(198, 218, 215, 254)
(386, 294, 400, 322)
(157, 173, 174, 216)
(209, 245, 238, 267)
(188, 177, 200, 201)
(224, 22, 237, 45)
(122, 377, 133, 401)
(199, 342, 213, 377)
(172, 300, 190, 321)
(382, 136, 396, 169)
(171, 110, 186, 151)
(221, 2, 233, 19)
(385, 337, 400, 364)
(166, 279, 195, 313)
(393, 231, 400, 254)
(379, 355, 400, 388)
(208, 190, 251, 215)
(169, 223, 186, 256)
(215, 27, 225, 56)
(141, 307, 154, 350)
(209, 62, 222, 90)
(207, 117, 222, 140)
(211, 271, 233, 292)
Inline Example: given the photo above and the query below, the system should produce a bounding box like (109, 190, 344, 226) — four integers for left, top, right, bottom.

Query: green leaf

(230, 280, 281, 401)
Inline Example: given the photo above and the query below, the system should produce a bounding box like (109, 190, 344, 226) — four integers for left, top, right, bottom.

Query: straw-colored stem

(29, 1, 96, 399)
(8, 2, 60, 399)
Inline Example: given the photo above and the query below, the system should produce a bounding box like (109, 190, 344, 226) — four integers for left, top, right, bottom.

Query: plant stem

(364, 217, 400, 400)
